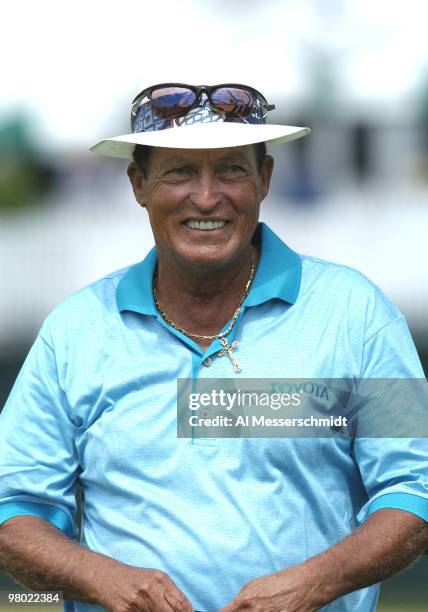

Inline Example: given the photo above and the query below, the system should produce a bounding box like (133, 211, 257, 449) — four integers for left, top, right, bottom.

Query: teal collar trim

(116, 222, 301, 315)
(116, 247, 158, 315)
(245, 222, 301, 307)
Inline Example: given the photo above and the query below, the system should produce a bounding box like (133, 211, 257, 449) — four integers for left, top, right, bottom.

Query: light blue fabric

(0, 222, 426, 612)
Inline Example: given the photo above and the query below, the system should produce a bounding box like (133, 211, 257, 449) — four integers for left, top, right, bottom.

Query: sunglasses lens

(211, 87, 255, 116)
(150, 87, 197, 119)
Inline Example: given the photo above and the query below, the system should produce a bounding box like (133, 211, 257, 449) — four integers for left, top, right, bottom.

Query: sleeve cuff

(0, 501, 76, 538)
(365, 492, 428, 523)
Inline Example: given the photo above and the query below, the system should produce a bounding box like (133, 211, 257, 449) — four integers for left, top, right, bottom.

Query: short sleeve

(0, 327, 80, 538)
(354, 315, 428, 525)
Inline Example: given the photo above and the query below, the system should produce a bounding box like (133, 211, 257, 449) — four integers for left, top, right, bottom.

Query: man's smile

(183, 219, 230, 231)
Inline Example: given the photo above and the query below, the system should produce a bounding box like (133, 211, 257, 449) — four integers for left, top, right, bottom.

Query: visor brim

(89, 122, 311, 159)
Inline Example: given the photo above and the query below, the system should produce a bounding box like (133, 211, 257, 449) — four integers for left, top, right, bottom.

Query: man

(0, 82, 427, 612)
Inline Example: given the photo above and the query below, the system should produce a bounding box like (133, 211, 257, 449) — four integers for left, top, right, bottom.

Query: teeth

(186, 220, 227, 230)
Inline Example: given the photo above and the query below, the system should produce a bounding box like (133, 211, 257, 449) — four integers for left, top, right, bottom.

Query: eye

(166, 166, 192, 176)
(219, 164, 246, 174)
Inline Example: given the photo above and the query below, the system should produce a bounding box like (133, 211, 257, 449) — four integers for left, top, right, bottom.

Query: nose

(189, 168, 222, 211)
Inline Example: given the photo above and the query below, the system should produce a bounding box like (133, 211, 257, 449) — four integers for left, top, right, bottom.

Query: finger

(163, 588, 193, 612)
(220, 595, 251, 612)
(161, 578, 193, 611)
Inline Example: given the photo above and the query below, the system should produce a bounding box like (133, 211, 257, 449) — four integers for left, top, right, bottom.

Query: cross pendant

(216, 337, 241, 372)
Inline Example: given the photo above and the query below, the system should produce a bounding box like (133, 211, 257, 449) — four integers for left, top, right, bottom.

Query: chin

(180, 248, 232, 267)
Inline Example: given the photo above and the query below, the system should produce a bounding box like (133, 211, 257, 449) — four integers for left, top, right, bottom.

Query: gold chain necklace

(153, 252, 256, 372)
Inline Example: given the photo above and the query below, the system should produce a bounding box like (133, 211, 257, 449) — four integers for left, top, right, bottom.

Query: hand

(219, 565, 319, 612)
(94, 562, 193, 612)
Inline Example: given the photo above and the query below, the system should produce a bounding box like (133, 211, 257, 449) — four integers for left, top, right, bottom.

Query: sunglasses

(131, 83, 275, 130)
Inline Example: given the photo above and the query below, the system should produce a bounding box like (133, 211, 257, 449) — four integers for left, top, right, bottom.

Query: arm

(304, 508, 428, 607)
(220, 509, 428, 612)
(0, 516, 193, 612)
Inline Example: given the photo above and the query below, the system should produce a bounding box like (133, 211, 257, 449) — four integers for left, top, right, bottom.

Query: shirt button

(202, 357, 213, 367)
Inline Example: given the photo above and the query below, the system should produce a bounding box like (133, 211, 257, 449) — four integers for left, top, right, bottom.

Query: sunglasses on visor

(130, 83, 275, 129)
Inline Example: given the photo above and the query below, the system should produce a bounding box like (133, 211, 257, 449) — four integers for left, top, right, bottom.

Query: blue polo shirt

(0, 222, 427, 612)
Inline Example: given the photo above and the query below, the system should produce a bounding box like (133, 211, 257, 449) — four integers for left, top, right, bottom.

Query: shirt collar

(116, 222, 301, 315)
(245, 222, 301, 307)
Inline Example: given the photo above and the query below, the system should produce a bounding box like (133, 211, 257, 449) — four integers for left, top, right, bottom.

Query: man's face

(127, 145, 274, 269)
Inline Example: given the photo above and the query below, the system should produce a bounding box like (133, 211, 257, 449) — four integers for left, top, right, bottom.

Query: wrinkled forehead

(147, 144, 259, 166)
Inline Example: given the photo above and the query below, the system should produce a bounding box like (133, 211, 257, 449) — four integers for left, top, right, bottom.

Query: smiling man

(0, 82, 427, 612)
(126, 144, 273, 354)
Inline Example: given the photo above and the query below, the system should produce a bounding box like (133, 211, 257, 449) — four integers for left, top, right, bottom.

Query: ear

(259, 155, 274, 202)
(127, 162, 147, 208)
